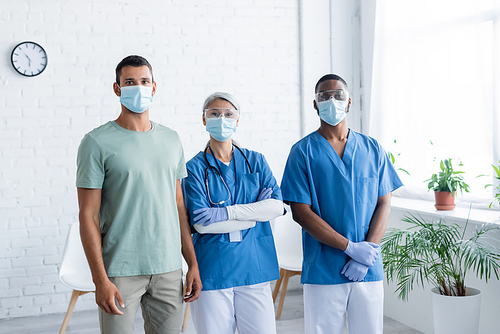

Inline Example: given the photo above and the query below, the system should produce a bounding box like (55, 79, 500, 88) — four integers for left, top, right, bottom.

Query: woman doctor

(182, 92, 284, 334)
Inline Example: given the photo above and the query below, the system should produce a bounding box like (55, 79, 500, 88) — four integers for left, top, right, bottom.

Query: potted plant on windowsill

(425, 158, 470, 210)
(381, 212, 500, 334)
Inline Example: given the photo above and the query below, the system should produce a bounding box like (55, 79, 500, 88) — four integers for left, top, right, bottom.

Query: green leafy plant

(381, 212, 500, 301)
(482, 161, 500, 209)
(425, 158, 470, 196)
(387, 139, 410, 175)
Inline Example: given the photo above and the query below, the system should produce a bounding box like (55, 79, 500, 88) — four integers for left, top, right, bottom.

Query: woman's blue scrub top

(182, 148, 281, 291)
(281, 130, 403, 285)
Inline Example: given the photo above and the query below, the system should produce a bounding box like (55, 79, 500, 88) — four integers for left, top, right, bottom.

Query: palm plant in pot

(425, 158, 470, 210)
(382, 212, 500, 334)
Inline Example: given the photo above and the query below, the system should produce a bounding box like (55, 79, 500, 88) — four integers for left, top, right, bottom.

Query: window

(369, 0, 499, 207)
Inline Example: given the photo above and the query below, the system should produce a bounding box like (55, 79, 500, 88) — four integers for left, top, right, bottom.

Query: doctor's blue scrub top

(182, 147, 281, 291)
(281, 130, 403, 285)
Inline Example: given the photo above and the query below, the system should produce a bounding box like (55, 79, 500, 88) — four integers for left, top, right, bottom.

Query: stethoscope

(204, 144, 253, 206)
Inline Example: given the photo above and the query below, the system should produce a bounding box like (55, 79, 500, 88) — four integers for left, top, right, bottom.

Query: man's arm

(176, 180, 202, 302)
(365, 193, 392, 244)
(341, 193, 393, 281)
(289, 202, 349, 251)
(77, 188, 124, 315)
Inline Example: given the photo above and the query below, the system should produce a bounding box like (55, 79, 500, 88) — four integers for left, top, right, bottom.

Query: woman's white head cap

(203, 92, 240, 113)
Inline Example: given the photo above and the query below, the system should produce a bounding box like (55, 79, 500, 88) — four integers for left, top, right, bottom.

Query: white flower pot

(431, 287, 481, 334)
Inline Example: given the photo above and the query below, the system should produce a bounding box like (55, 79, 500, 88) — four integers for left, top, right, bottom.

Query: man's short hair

(315, 74, 348, 93)
(115, 55, 154, 85)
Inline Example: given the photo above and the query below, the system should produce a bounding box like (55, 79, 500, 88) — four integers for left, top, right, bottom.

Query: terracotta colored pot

(434, 191, 456, 210)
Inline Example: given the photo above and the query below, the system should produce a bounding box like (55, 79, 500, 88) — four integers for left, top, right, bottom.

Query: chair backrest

(182, 256, 188, 280)
(59, 222, 94, 291)
(272, 205, 303, 269)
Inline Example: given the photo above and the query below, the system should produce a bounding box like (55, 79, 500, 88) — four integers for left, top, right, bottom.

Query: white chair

(58, 222, 95, 334)
(271, 207, 303, 319)
(58, 223, 191, 333)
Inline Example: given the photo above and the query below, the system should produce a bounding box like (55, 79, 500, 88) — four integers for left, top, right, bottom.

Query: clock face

(11, 41, 47, 77)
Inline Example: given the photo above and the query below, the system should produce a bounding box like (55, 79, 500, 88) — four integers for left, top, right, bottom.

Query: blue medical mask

(206, 117, 237, 142)
(119, 85, 153, 113)
(317, 98, 348, 126)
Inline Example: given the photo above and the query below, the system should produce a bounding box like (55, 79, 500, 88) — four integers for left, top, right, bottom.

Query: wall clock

(11, 41, 47, 77)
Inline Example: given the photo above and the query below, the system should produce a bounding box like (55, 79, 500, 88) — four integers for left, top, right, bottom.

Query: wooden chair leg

(181, 302, 190, 332)
(181, 283, 190, 332)
(59, 290, 82, 334)
(272, 268, 285, 303)
(276, 270, 291, 320)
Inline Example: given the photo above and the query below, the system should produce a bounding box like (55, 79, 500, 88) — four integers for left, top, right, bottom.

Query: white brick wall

(0, 0, 301, 319)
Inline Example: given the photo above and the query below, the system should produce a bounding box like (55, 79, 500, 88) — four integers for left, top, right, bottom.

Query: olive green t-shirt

(76, 121, 187, 277)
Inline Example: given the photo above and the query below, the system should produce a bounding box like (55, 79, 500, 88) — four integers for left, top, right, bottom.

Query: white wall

(300, 0, 363, 136)
(0, 0, 302, 319)
(0, 0, 366, 320)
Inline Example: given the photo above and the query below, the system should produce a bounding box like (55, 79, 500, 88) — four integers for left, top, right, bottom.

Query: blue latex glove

(344, 241, 380, 267)
(256, 188, 273, 201)
(341, 259, 369, 282)
(193, 207, 229, 226)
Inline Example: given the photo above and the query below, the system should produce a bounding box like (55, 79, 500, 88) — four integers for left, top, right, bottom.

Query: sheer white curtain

(369, 0, 500, 207)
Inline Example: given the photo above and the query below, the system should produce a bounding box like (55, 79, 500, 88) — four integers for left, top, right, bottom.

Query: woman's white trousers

(191, 282, 277, 334)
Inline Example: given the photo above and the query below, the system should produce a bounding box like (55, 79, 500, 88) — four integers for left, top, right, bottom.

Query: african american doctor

(281, 74, 403, 334)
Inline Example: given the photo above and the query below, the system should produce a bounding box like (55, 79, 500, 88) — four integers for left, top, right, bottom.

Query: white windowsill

(390, 196, 500, 225)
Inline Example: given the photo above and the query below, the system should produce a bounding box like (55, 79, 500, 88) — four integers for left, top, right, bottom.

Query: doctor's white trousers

(304, 281, 383, 334)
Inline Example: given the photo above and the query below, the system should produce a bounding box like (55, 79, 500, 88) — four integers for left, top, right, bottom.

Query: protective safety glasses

(315, 89, 348, 102)
(204, 108, 239, 119)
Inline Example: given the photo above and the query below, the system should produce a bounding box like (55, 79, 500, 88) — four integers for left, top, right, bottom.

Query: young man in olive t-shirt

(76, 55, 201, 334)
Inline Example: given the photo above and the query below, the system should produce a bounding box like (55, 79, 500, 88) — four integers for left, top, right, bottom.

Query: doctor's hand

(343, 241, 380, 267)
(256, 188, 273, 201)
(193, 207, 228, 226)
(341, 259, 369, 282)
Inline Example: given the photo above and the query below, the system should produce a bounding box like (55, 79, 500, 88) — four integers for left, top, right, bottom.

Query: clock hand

(25, 55, 31, 68)
(21, 50, 32, 66)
